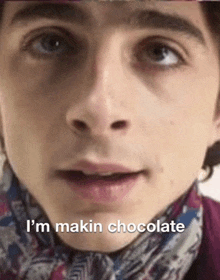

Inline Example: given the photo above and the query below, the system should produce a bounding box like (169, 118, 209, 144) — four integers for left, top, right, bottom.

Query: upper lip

(59, 160, 137, 174)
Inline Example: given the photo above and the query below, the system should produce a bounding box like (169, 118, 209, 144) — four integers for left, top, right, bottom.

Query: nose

(66, 34, 132, 137)
(72, 119, 129, 134)
(67, 94, 131, 136)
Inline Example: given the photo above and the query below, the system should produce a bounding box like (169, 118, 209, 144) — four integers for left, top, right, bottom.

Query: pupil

(43, 36, 61, 52)
(152, 46, 167, 61)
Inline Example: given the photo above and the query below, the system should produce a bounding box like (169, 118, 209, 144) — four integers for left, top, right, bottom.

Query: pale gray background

(199, 165, 220, 202)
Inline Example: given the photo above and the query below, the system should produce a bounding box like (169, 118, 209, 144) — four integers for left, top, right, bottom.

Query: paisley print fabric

(0, 164, 203, 280)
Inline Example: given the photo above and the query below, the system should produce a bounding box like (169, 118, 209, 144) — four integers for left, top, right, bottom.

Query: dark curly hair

(0, 2, 219, 180)
(201, 2, 220, 180)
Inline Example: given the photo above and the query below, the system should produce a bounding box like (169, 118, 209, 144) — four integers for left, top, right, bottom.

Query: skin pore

(0, 1, 220, 253)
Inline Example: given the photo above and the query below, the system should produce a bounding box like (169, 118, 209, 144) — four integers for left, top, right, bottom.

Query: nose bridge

(89, 32, 124, 113)
(94, 31, 124, 92)
(66, 31, 132, 136)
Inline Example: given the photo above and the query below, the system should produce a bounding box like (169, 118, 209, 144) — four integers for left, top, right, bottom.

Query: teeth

(82, 171, 114, 176)
(82, 171, 97, 175)
(98, 172, 114, 176)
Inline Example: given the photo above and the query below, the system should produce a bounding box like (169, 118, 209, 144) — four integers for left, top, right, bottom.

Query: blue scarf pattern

(0, 165, 203, 280)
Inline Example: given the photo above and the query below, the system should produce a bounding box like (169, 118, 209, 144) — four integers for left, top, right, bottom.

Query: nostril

(73, 120, 88, 131)
(111, 120, 127, 130)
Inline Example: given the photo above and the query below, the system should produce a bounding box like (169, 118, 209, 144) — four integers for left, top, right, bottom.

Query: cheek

(153, 109, 214, 184)
(136, 68, 218, 179)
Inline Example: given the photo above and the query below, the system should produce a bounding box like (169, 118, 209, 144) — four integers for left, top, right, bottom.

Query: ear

(0, 110, 2, 135)
(209, 96, 220, 146)
(0, 109, 4, 153)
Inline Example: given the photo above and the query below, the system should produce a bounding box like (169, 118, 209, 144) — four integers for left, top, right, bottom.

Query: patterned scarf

(0, 164, 203, 280)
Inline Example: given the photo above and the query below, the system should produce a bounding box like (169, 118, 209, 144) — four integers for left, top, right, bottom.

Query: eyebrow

(10, 3, 91, 26)
(129, 9, 206, 46)
(10, 3, 206, 46)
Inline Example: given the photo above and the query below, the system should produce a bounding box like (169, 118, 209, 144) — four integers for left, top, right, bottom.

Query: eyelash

(21, 27, 186, 71)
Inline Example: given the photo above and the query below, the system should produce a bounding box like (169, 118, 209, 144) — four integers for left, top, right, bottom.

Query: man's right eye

(33, 33, 69, 55)
(21, 28, 83, 59)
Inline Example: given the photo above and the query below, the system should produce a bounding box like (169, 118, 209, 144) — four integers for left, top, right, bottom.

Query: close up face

(0, 1, 219, 252)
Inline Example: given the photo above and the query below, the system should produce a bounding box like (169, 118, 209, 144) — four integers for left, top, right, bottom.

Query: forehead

(3, 1, 206, 30)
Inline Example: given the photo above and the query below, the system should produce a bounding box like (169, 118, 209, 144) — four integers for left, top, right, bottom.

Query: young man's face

(0, 1, 219, 252)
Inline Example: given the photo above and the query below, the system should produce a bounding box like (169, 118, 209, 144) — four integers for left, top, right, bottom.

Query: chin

(57, 230, 140, 253)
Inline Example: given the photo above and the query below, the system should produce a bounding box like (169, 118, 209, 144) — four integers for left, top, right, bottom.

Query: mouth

(57, 169, 143, 203)
(59, 170, 142, 184)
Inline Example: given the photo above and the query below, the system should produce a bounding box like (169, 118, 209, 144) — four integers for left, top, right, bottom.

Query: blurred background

(199, 165, 220, 202)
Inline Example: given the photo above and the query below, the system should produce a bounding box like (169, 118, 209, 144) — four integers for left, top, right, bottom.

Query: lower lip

(60, 172, 141, 203)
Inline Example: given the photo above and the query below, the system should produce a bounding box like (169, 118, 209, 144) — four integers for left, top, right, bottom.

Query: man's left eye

(135, 41, 184, 68)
